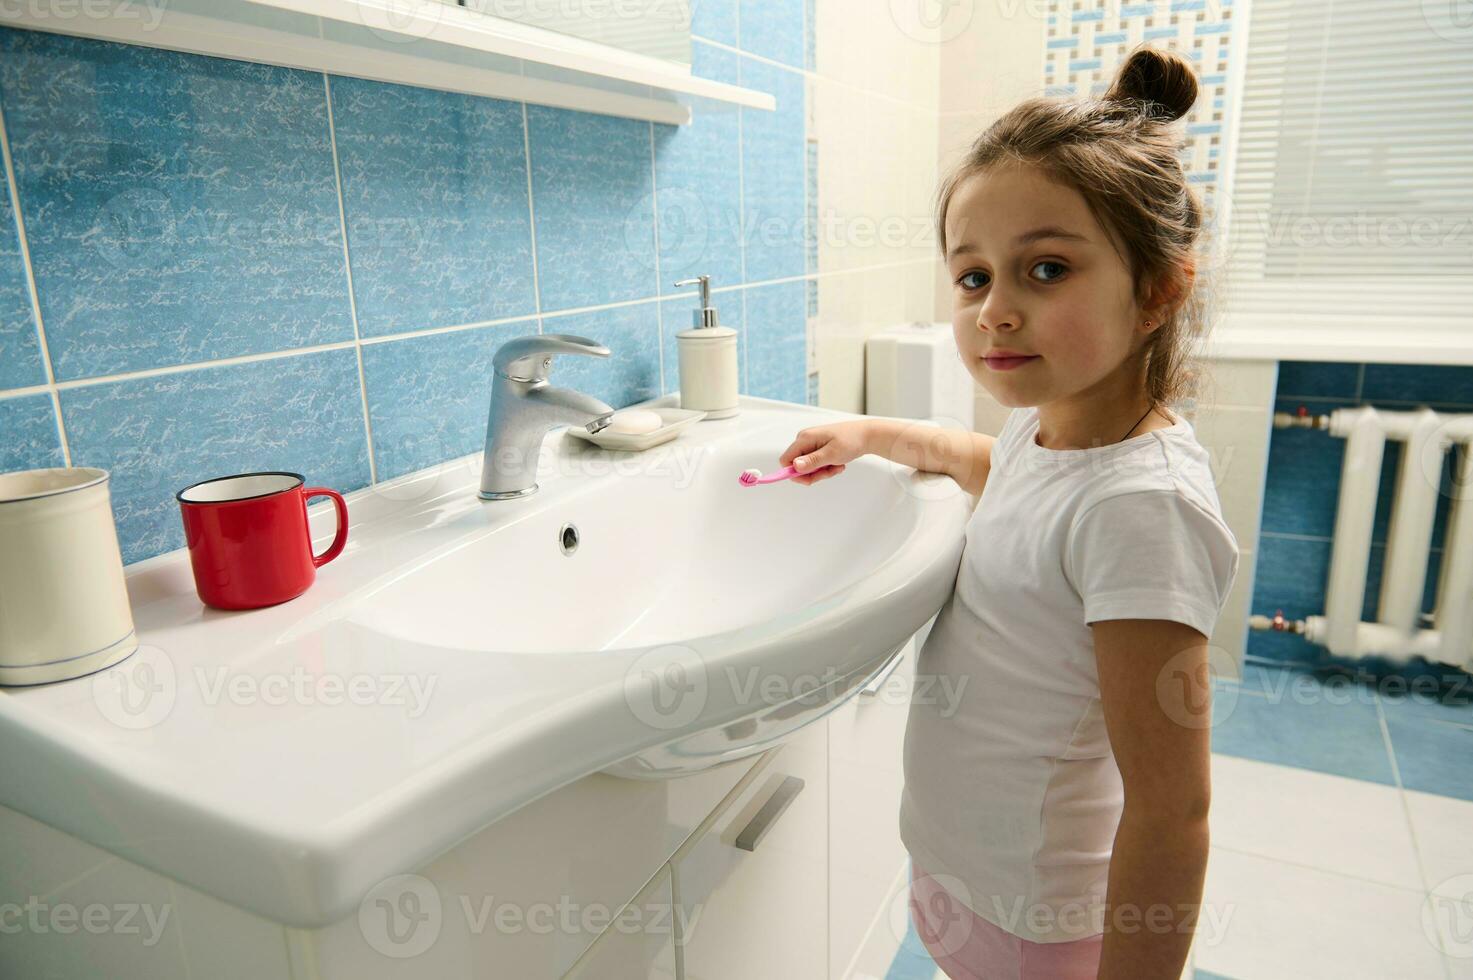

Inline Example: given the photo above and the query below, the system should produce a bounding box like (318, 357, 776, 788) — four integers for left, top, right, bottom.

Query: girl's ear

(1141, 261, 1196, 324)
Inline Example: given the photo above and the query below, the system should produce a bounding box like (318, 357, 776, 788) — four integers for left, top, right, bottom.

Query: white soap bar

(605, 408, 664, 435)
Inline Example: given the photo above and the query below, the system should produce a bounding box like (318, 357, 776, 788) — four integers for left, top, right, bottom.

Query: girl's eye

(1031, 260, 1067, 282)
(957, 271, 987, 290)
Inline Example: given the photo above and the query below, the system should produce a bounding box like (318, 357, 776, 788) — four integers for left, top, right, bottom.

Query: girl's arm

(780, 418, 995, 495)
(1091, 617, 1214, 980)
(863, 417, 995, 496)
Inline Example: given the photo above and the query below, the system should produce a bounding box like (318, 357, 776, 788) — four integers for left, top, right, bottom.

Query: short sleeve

(989, 408, 1025, 469)
(1065, 489, 1241, 638)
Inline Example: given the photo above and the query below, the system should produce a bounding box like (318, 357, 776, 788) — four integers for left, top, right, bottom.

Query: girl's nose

(975, 290, 1021, 333)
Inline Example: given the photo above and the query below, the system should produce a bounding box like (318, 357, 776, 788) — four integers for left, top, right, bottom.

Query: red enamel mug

(176, 472, 348, 610)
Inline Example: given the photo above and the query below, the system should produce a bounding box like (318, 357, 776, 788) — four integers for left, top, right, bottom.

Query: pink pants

(908, 862, 1104, 980)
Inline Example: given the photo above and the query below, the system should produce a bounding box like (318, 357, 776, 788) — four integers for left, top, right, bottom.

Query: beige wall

(808, 1, 1046, 416)
(808, 1, 941, 414)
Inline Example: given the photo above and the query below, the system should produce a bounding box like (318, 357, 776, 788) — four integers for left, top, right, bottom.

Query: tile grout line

(647, 119, 665, 396)
(0, 261, 936, 402)
(1378, 693, 1438, 895)
(736, 28, 750, 392)
(1207, 839, 1430, 896)
(0, 95, 72, 467)
(520, 101, 545, 332)
(693, 35, 934, 116)
(322, 73, 378, 486)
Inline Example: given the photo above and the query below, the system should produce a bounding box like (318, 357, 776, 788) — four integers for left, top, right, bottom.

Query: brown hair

(936, 44, 1216, 412)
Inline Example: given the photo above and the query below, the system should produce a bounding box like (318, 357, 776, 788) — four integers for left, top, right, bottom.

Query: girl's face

(944, 162, 1155, 409)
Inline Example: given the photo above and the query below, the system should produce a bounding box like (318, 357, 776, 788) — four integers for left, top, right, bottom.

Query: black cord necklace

(1118, 404, 1156, 443)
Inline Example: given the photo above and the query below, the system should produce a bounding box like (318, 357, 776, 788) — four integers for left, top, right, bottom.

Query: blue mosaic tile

(360, 319, 537, 482)
(1383, 703, 1473, 802)
(1363, 362, 1473, 407)
(691, 0, 737, 45)
(660, 289, 745, 399)
(0, 174, 41, 391)
(1259, 397, 1352, 539)
(540, 302, 662, 409)
(329, 75, 536, 337)
(1275, 360, 1361, 400)
(743, 279, 805, 403)
(1370, 658, 1473, 731)
(60, 351, 371, 564)
(652, 44, 744, 297)
(739, 0, 805, 68)
(738, 57, 806, 284)
(0, 392, 64, 471)
(1210, 662, 1396, 784)
(0, 28, 352, 380)
(1247, 535, 1334, 665)
(526, 106, 659, 312)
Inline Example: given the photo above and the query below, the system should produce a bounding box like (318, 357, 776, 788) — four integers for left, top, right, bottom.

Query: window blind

(1221, 0, 1473, 331)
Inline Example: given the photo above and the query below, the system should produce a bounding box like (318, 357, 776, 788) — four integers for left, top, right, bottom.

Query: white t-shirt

(897, 404, 1240, 943)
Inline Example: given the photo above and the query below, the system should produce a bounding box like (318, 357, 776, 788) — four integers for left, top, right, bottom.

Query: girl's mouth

(982, 355, 1039, 371)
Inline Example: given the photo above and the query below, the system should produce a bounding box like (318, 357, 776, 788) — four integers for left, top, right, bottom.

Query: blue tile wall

(652, 44, 744, 294)
(545, 302, 663, 409)
(526, 105, 659, 311)
(0, 176, 41, 390)
(360, 318, 537, 483)
(0, 23, 811, 565)
(691, 0, 737, 46)
(740, 0, 806, 69)
(0, 29, 353, 381)
(0, 392, 62, 471)
(329, 76, 536, 336)
(59, 350, 371, 564)
(1252, 360, 1473, 670)
(744, 279, 806, 403)
(739, 56, 807, 284)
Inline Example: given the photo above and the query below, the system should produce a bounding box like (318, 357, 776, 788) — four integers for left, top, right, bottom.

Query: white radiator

(1292, 406, 1473, 671)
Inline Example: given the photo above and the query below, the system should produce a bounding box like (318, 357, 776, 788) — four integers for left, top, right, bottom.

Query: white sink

(0, 393, 972, 927)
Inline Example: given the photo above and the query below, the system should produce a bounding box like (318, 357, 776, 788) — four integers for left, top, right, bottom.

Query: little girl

(778, 46, 1240, 980)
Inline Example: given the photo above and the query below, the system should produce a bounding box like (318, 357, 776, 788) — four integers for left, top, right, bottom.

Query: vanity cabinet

(670, 715, 830, 980)
(0, 644, 921, 980)
(562, 865, 678, 980)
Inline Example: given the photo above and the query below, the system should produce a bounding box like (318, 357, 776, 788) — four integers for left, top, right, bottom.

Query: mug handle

(303, 488, 349, 568)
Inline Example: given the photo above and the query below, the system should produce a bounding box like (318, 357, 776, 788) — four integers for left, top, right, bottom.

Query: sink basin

(0, 393, 972, 927)
(352, 437, 929, 652)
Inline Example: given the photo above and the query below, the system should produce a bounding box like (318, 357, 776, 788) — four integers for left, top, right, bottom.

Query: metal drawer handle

(734, 775, 805, 852)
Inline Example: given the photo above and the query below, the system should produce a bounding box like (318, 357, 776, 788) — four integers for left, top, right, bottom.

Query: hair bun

(1104, 46, 1198, 122)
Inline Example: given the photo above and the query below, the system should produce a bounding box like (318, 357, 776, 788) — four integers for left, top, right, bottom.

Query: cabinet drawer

(562, 864, 677, 980)
(671, 718, 829, 980)
(306, 753, 762, 979)
(829, 634, 920, 979)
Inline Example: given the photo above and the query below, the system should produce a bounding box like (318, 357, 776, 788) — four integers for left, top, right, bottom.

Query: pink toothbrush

(738, 464, 802, 486)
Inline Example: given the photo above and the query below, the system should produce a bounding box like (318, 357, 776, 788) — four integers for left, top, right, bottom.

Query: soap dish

(565, 407, 707, 451)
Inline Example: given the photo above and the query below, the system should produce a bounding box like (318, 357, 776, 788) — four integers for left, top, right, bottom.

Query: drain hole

(560, 523, 579, 555)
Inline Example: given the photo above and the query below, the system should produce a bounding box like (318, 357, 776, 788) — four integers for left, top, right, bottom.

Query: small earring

(1144, 319, 1154, 328)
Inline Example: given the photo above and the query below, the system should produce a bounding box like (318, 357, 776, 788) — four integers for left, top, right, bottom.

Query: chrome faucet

(478, 334, 617, 500)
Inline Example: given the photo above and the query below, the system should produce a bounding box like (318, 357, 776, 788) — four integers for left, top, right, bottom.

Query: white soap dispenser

(673, 275, 739, 419)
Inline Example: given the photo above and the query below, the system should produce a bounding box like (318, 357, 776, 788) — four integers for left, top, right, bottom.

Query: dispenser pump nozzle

(674, 275, 721, 329)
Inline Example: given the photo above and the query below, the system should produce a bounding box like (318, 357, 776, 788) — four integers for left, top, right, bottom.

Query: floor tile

(1208, 755, 1423, 890)
(1194, 847, 1444, 980)
(1210, 663, 1396, 784)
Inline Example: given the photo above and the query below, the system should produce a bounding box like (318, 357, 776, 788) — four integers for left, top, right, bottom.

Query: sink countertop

(0, 394, 972, 928)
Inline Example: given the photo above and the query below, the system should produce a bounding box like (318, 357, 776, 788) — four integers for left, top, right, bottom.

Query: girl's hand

(777, 420, 873, 486)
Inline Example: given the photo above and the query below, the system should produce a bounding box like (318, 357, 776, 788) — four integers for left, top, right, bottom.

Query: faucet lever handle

(494, 333, 611, 382)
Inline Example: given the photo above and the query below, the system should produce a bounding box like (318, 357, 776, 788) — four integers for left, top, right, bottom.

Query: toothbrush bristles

(739, 468, 762, 485)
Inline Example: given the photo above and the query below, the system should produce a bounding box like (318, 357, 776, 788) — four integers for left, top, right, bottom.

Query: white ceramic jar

(0, 467, 138, 685)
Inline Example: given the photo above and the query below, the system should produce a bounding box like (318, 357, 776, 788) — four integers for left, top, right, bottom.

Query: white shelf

(0, 0, 776, 125)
